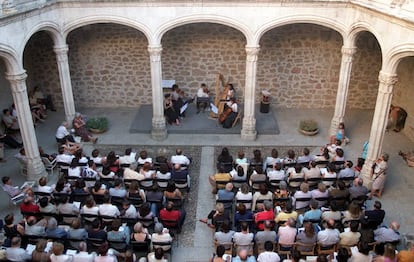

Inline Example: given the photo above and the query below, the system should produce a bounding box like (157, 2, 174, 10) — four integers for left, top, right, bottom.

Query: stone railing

(0, 0, 413, 22)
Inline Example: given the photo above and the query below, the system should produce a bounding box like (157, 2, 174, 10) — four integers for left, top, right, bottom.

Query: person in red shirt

(20, 196, 40, 215)
(159, 201, 186, 231)
(254, 200, 274, 230)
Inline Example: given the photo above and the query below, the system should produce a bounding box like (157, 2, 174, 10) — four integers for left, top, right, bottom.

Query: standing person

(164, 94, 180, 126)
(72, 113, 97, 143)
(370, 153, 389, 198)
(221, 97, 238, 129)
(196, 83, 210, 113)
(387, 104, 407, 132)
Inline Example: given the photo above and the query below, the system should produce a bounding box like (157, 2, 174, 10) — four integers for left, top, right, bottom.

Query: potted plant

(86, 117, 109, 133)
(299, 119, 319, 136)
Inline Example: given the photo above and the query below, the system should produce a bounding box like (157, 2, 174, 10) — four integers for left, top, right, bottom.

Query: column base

(241, 117, 257, 141)
(329, 117, 342, 137)
(27, 157, 47, 182)
(151, 117, 167, 141)
(361, 159, 375, 190)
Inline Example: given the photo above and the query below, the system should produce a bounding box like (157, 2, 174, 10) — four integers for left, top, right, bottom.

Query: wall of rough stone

(21, 23, 381, 110)
(394, 57, 414, 141)
(0, 60, 13, 112)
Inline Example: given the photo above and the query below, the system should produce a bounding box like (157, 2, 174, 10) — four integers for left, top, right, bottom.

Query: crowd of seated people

(200, 146, 402, 261)
(1, 147, 193, 261)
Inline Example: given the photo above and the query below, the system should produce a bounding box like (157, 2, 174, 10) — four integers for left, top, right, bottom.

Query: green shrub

(299, 120, 318, 132)
(86, 117, 109, 131)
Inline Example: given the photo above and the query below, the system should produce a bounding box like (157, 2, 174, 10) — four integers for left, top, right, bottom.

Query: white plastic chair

(42, 157, 57, 176)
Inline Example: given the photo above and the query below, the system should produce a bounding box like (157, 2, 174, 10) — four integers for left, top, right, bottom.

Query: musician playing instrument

(164, 94, 180, 126)
(196, 83, 210, 114)
(221, 97, 238, 129)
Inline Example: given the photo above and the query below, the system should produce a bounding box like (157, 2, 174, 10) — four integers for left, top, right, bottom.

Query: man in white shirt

(171, 148, 191, 167)
(119, 148, 137, 165)
(55, 147, 74, 164)
(257, 241, 280, 262)
(55, 121, 75, 144)
(72, 241, 96, 262)
(99, 195, 120, 217)
(317, 219, 340, 247)
(196, 83, 210, 113)
(37, 176, 55, 193)
(121, 201, 137, 219)
(6, 237, 31, 261)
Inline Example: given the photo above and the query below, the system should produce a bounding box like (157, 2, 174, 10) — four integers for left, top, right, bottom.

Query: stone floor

(0, 105, 414, 261)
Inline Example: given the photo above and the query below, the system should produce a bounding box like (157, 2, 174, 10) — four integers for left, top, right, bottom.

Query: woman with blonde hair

(31, 239, 51, 262)
(131, 222, 151, 242)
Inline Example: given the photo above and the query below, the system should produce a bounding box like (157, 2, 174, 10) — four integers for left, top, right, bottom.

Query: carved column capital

(54, 45, 69, 62)
(378, 71, 398, 94)
(6, 71, 27, 93)
(245, 46, 260, 62)
(148, 46, 163, 62)
(341, 46, 357, 62)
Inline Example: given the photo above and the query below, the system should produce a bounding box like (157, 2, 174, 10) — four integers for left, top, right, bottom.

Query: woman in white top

(139, 162, 155, 188)
(235, 183, 253, 210)
(321, 163, 337, 187)
(68, 158, 82, 177)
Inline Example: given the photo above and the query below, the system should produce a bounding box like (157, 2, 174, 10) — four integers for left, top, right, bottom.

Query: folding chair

(42, 157, 57, 176)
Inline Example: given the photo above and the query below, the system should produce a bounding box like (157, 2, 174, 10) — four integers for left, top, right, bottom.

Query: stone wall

(22, 23, 381, 109)
(394, 58, 414, 141)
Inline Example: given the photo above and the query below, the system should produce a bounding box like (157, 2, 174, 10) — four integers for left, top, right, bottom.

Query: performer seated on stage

(164, 94, 180, 126)
(226, 83, 235, 102)
(220, 97, 238, 129)
(196, 83, 210, 114)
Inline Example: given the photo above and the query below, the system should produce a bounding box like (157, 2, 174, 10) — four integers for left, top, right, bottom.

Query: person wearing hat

(164, 93, 180, 125)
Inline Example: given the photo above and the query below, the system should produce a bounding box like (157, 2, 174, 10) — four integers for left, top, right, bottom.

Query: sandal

(199, 219, 208, 224)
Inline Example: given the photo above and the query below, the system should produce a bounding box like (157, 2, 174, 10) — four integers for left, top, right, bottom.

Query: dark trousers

(0, 134, 21, 148)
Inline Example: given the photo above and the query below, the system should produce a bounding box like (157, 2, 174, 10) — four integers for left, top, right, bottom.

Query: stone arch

(383, 44, 414, 73)
(155, 15, 251, 45)
(21, 22, 63, 53)
(0, 44, 23, 74)
(255, 15, 347, 45)
(63, 16, 153, 44)
(347, 22, 383, 51)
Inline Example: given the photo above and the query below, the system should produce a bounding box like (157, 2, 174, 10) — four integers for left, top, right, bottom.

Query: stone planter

(299, 128, 319, 136)
(89, 128, 107, 134)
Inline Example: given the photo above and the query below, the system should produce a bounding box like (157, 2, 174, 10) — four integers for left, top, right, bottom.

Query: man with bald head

(217, 183, 235, 210)
(374, 221, 401, 243)
(317, 219, 340, 247)
(232, 248, 256, 262)
(171, 148, 191, 167)
(349, 177, 369, 201)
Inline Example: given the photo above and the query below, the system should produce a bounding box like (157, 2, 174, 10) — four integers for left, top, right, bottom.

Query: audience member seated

(335, 247, 351, 262)
(109, 179, 127, 198)
(156, 163, 172, 188)
(254, 200, 274, 231)
(3, 214, 24, 247)
(147, 247, 169, 262)
(61, 140, 81, 156)
(146, 184, 164, 216)
(124, 163, 144, 180)
(171, 163, 191, 191)
(160, 201, 186, 229)
(321, 202, 342, 226)
(234, 203, 253, 231)
(233, 222, 254, 253)
(2, 176, 32, 198)
(293, 183, 312, 211)
(317, 219, 340, 248)
(120, 200, 137, 218)
(20, 196, 40, 214)
(107, 219, 130, 245)
(2, 108, 20, 131)
(72, 179, 89, 194)
(37, 176, 55, 194)
(338, 160, 355, 179)
(170, 148, 191, 167)
(297, 147, 313, 164)
(0, 131, 22, 149)
(127, 181, 146, 202)
(342, 201, 363, 226)
(296, 221, 317, 253)
(131, 222, 150, 242)
(151, 223, 173, 251)
(374, 221, 401, 244)
(68, 158, 82, 178)
(283, 149, 296, 167)
(249, 149, 263, 172)
(94, 242, 117, 262)
(303, 161, 321, 188)
(137, 202, 157, 228)
(6, 236, 31, 261)
(105, 151, 119, 174)
(87, 219, 107, 241)
(287, 164, 305, 189)
(321, 163, 337, 187)
(235, 184, 253, 210)
(277, 218, 297, 247)
(332, 148, 345, 162)
(252, 184, 273, 212)
(339, 220, 360, 246)
(68, 218, 88, 247)
(55, 121, 75, 144)
(231, 165, 248, 188)
(72, 112, 97, 143)
(214, 220, 235, 245)
(264, 148, 281, 171)
(273, 181, 291, 209)
(299, 199, 322, 227)
(83, 160, 100, 180)
(249, 167, 267, 191)
(72, 241, 96, 262)
(140, 162, 156, 188)
(46, 217, 67, 238)
(311, 183, 329, 208)
(91, 181, 107, 196)
(24, 216, 46, 236)
(257, 241, 281, 262)
(119, 148, 136, 165)
(216, 147, 234, 173)
(232, 249, 256, 262)
(55, 146, 74, 165)
(255, 220, 277, 244)
(235, 150, 248, 165)
(313, 147, 330, 162)
(199, 203, 230, 230)
(98, 195, 120, 218)
(359, 218, 375, 244)
(137, 150, 152, 165)
(209, 166, 232, 194)
(39, 197, 57, 214)
(100, 168, 116, 180)
(275, 201, 298, 224)
(31, 239, 51, 262)
(58, 195, 80, 224)
(349, 241, 373, 261)
(327, 140, 342, 160)
(267, 162, 285, 185)
(163, 181, 183, 200)
(328, 181, 349, 211)
(155, 148, 171, 168)
(364, 200, 385, 229)
(91, 149, 106, 165)
(217, 183, 235, 210)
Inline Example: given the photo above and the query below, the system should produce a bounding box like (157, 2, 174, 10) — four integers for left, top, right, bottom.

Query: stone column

(329, 46, 357, 136)
(361, 71, 397, 189)
(6, 72, 46, 181)
(148, 45, 167, 141)
(54, 45, 76, 125)
(241, 46, 260, 141)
